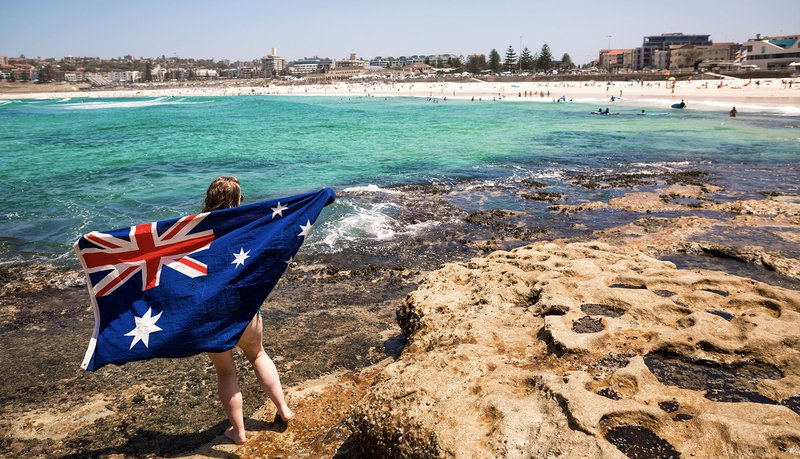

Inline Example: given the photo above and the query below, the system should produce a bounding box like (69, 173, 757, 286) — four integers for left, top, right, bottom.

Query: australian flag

(73, 188, 336, 371)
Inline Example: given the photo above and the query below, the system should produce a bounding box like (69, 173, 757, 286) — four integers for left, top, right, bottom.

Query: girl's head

(202, 176, 242, 212)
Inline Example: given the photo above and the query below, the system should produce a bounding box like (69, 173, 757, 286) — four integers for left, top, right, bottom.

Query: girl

(202, 176, 293, 444)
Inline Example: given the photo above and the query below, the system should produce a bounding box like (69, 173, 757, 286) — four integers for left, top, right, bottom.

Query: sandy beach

(2, 77, 800, 114)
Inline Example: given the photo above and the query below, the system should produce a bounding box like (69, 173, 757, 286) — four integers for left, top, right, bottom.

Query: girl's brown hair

(202, 176, 242, 212)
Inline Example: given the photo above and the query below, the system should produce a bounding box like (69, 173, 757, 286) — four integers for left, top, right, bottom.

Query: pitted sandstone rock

(351, 241, 800, 458)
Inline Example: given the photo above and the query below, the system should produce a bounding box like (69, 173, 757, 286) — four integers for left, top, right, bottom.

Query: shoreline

(2, 77, 800, 115)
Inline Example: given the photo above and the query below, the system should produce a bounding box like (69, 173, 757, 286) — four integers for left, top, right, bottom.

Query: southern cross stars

(271, 202, 288, 218)
(125, 307, 163, 350)
(231, 248, 251, 268)
(298, 220, 313, 238)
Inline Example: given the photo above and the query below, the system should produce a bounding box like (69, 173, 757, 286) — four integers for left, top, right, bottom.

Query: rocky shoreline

(351, 241, 799, 457)
(1, 170, 799, 457)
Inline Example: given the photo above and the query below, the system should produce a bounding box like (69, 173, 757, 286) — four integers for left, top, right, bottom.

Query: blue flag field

(73, 188, 336, 371)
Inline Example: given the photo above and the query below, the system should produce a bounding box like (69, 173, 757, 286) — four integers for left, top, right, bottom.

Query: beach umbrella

(668, 77, 676, 81)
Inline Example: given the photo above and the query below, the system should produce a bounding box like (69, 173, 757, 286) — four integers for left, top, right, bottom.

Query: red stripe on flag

(86, 233, 122, 249)
(96, 265, 138, 297)
(162, 214, 197, 240)
(179, 257, 207, 274)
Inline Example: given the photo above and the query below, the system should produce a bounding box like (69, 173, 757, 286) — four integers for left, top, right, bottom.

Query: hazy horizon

(2, 0, 798, 64)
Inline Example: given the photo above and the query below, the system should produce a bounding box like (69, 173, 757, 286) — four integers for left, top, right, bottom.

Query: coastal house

(0, 55, 7, 66)
(10, 66, 34, 81)
(741, 34, 800, 70)
(598, 49, 634, 71)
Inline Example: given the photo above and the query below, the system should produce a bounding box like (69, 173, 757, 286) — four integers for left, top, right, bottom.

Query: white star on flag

(124, 307, 163, 350)
(298, 221, 313, 238)
(271, 202, 288, 218)
(231, 248, 251, 268)
(285, 256, 293, 266)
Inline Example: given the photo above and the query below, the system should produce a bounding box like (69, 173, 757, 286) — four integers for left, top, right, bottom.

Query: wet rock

(572, 316, 605, 333)
(781, 396, 800, 416)
(706, 309, 734, 321)
(581, 303, 626, 317)
(520, 192, 563, 202)
(597, 388, 622, 400)
(658, 401, 680, 413)
(604, 424, 680, 459)
(643, 351, 784, 404)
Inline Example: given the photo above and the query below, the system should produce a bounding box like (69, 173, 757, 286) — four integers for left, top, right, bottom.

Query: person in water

(729, 107, 737, 117)
(679, 99, 686, 109)
(202, 176, 293, 444)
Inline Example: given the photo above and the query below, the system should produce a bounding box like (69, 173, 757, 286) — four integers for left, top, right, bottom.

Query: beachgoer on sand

(202, 176, 293, 444)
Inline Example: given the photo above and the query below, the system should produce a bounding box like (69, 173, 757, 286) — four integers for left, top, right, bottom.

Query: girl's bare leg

(238, 314, 293, 421)
(208, 350, 247, 443)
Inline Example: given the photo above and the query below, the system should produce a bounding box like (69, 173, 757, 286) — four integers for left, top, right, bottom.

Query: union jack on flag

(81, 213, 214, 298)
(74, 187, 336, 371)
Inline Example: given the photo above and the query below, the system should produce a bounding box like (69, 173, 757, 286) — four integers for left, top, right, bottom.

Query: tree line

(465, 44, 573, 74)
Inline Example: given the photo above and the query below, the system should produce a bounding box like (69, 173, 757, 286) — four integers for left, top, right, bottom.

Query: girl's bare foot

(224, 426, 247, 444)
(277, 405, 293, 422)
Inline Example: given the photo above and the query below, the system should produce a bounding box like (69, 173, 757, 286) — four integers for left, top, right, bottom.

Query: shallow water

(1, 96, 798, 265)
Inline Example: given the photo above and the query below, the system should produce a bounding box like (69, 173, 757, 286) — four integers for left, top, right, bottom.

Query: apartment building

(741, 34, 800, 70)
(262, 48, 286, 76)
(291, 59, 321, 75)
(635, 33, 712, 70)
(599, 49, 635, 70)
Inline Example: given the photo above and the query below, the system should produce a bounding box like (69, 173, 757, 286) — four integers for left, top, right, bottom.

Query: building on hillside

(149, 64, 166, 82)
(401, 63, 434, 74)
(635, 33, 712, 70)
(334, 52, 367, 69)
(262, 48, 286, 76)
(741, 34, 800, 70)
(63, 56, 99, 64)
(108, 71, 140, 83)
(598, 49, 634, 71)
(236, 65, 256, 79)
(65, 71, 86, 82)
(290, 59, 321, 75)
(51, 69, 66, 82)
(0, 55, 7, 65)
(669, 43, 739, 70)
(370, 56, 405, 68)
(11, 66, 34, 80)
(193, 69, 218, 79)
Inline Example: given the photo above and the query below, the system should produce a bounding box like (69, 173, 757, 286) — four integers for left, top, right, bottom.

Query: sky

(2, 0, 798, 64)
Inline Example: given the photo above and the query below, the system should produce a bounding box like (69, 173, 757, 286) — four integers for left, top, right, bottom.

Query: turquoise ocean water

(1, 95, 798, 265)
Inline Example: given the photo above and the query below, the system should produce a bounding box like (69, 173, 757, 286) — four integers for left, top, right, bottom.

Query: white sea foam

(341, 184, 402, 195)
(316, 202, 400, 248)
(60, 97, 212, 110)
(628, 161, 694, 169)
(310, 198, 440, 252)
